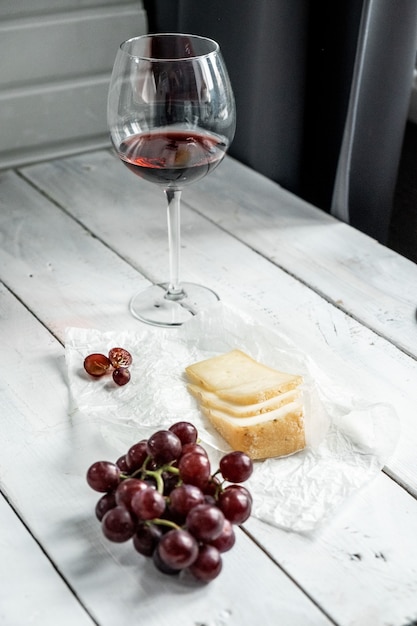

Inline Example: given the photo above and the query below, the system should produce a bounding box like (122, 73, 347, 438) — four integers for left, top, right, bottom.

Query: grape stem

(120, 459, 180, 494)
(151, 518, 181, 531)
(146, 464, 180, 494)
(146, 469, 164, 493)
(121, 455, 180, 488)
(211, 470, 225, 498)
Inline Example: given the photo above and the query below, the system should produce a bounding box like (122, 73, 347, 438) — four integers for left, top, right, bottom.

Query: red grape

(95, 492, 117, 521)
(83, 353, 111, 377)
(178, 452, 211, 490)
(133, 523, 163, 557)
(208, 518, 235, 553)
(146, 430, 182, 465)
(180, 442, 207, 458)
(131, 486, 166, 520)
(219, 451, 253, 483)
(126, 440, 148, 472)
(86, 461, 121, 492)
(108, 347, 132, 369)
(168, 421, 198, 446)
(83, 347, 132, 385)
(218, 485, 252, 524)
(86, 420, 253, 583)
(169, 484, 205, 517)
(189, 544, 222, 582)
(158, 529, 198, 570)
(116, 454, 129, 472)
(115, 478, 148, 512)
(153, 546, 180, 576)
(186, 503, 225, 542)
(112, 367, 131, 386)
(102, 506, 136, 542)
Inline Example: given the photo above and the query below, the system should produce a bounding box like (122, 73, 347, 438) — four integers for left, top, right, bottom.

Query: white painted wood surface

(185, 157, 417, 359)
(20, 151, 417, 496)
(0, 149, 416, 624)
(0, 493, 95, 625)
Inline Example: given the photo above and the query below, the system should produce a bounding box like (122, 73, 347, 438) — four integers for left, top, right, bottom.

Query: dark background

(145, 0, 417, 259)
(390, 122, 417, 264)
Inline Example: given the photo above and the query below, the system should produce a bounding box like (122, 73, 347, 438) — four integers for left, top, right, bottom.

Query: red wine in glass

(118, 130, 227, 188)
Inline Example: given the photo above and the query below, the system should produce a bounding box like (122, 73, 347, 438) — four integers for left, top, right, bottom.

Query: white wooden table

(1, 148, 417, 626)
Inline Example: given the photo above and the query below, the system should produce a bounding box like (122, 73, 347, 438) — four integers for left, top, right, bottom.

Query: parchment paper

(65, 303, 399, 532)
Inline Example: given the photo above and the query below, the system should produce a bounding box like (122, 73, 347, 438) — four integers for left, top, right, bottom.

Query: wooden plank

(246, 473, 417, 625)
(0, 169, 146, 333)
(0, 494, 95, 625)
(19, 151, 417, 497)
(184, 156, 417, 360)
(0, 283, 331, 625)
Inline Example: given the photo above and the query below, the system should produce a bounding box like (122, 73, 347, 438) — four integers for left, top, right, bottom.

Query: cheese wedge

(185, 349, 306, 459)
(201, 402, 305, 460)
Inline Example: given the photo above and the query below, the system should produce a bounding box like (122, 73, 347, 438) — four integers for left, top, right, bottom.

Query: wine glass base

(129, 282, 219, 327)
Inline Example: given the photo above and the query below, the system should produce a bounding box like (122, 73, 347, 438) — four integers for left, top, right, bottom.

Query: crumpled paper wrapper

(65, 302, 399, 532)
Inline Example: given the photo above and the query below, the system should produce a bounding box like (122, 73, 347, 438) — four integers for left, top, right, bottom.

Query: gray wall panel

(0, 1, 148, 169)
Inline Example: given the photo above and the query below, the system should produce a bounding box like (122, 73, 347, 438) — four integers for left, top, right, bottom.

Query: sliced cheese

(185, 349, 306, 459)
(188, 383, 300, 417)
(185, 349, 302, 405)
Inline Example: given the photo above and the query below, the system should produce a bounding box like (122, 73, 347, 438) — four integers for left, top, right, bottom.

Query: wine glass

(108, 33, 236, 326)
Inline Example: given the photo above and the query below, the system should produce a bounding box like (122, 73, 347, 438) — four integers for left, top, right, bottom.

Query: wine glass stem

(165, 188, 184, 299)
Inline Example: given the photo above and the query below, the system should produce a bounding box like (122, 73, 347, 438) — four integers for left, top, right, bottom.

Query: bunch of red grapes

(84, 347, 132, 386)
(86, 421, 253, 582)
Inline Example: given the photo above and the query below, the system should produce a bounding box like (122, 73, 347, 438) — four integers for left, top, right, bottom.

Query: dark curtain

(145, 0, 417, 243)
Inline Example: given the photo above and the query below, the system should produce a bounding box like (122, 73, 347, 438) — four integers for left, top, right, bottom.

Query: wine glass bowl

(108, 33, 236, 326)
